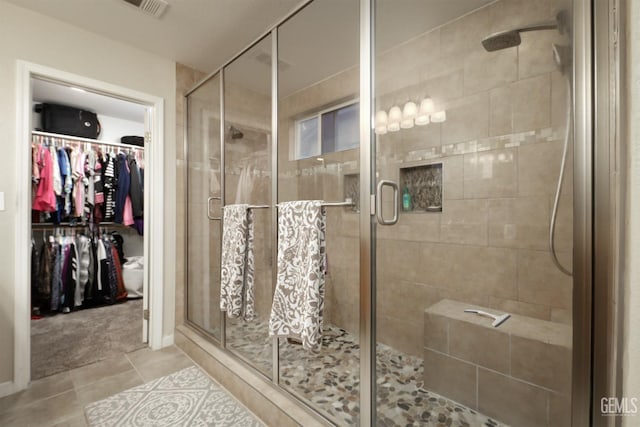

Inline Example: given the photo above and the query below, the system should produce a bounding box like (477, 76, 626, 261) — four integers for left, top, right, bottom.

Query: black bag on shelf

(35, 103, 101, 139)
(121, 136, 144, 147)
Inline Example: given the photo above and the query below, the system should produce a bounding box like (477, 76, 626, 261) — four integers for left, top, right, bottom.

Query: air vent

(254, 51, 291, 71)
(122, 0, 169, 18)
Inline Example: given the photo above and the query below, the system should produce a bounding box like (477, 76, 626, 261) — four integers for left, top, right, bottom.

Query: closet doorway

(14, 62, 166, 392)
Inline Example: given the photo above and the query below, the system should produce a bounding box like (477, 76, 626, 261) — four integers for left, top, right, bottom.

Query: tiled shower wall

(278, 0, 572, 357)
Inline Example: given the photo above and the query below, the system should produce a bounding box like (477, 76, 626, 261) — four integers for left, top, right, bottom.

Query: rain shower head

(481, 10, 568, 52)
(229, 125, 244, 140)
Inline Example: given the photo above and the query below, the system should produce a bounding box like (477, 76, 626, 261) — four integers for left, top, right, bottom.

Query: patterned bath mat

(85, 366, 263, 426)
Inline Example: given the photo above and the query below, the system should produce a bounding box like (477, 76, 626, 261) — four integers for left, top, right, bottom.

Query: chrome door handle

(207, 196, 221, 220)
(376, 180, 399, 225)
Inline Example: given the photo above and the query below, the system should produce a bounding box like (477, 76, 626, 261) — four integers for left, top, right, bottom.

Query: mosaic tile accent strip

(225, 321, 507, 427)
(85, 366, 263, 427)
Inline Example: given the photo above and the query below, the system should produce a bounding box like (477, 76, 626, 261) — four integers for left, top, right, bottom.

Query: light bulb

(415, 97, 434, 125)
(400, 101, 417, 129)
(374, 110, 388, 127)
(387, 105, 402, 132)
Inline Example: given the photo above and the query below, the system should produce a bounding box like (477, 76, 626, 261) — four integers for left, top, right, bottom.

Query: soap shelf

(399, 163, 443, 213)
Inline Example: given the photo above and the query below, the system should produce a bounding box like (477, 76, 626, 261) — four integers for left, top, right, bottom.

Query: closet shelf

(32, 130, 144, 151)
(32, 222, 131, 229)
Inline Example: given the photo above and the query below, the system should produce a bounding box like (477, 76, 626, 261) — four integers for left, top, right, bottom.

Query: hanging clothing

(32, 144, 56, 212)
(114, 153, 130, 224)
(128, 154, 143, 218)
(103, 154, 117, 222)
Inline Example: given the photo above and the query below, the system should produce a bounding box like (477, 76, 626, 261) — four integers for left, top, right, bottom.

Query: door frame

(14, 61, 166, 392)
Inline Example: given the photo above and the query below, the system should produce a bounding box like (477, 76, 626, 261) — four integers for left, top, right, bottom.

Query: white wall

(0, 0, 176, 385)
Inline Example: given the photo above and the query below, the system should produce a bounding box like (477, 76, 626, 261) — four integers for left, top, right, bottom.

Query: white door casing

(13, 60, 166, 394)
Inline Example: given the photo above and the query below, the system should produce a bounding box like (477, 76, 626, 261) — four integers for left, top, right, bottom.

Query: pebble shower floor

(226, 321, 506, 427)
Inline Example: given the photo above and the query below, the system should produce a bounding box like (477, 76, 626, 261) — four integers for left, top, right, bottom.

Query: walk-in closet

(29, 78, 148, 379)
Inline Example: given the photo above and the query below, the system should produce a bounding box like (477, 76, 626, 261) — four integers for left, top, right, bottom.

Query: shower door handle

(207, 196, 222, 221)
(376, 180, 399, 225)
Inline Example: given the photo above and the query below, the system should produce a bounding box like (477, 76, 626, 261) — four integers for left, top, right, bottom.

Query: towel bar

(275, 199, 355, 208)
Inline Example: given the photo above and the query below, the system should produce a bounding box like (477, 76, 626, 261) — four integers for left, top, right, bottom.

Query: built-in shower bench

(423, 299, 571, 427)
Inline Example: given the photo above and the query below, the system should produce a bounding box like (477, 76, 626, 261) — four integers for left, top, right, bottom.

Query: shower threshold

(226, 321, 507, 427)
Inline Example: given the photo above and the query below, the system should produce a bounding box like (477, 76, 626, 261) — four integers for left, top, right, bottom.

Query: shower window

(293, 101, 359, 159)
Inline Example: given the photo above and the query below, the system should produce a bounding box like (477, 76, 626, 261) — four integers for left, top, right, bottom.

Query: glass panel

(333, 103, 359, 151)
(278, 0, 360, 424)
(297, 117, 320, 159)
(223, 35, 273, 378)
(186, 74, 222, 339)
(373, 1, 573, 426)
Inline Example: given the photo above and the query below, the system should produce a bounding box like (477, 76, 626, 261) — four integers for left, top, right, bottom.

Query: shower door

(276, 1, 362, 424)
(223, 35, 274, 378)
(185, 74, 223, 340)
(372, 1, 574, 426)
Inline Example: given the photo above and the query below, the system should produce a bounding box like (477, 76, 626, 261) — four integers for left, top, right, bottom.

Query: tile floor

(0, 346, 195, 427)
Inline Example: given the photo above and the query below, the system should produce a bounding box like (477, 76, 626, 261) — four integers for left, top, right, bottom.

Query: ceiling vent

(254, 51, 291, 71)
(122, 0, 169, 19)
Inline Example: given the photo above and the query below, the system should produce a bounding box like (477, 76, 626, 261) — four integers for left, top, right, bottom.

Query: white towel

(269, 200, 326, 351)
(220, 204, 255, 320)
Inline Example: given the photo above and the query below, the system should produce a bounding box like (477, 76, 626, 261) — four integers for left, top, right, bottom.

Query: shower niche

(399, 162, 442, 213)
(343, 173, 360, 213)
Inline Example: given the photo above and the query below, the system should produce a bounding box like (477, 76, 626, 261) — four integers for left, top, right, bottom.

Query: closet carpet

(31, 299, 145, 380)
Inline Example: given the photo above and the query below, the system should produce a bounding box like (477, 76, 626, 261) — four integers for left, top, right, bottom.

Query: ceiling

(8, 0, 494, 98)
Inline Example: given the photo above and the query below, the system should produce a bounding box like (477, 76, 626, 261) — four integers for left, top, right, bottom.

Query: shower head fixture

(481, 10, 569, 52)
(229, 125, 244, 140)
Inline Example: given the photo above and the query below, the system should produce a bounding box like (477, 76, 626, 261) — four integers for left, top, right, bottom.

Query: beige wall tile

(517, 249, 572, 309)
(464, 48, 517, 95)
(519, 32, 564, 80)
(490, 74, 551, 135)
(464, 148, 518, 198)
(449, 319, 510, 374)
(518, 140, 563, 196)
(440, 199, 488, 245)
(424, 311, 449, 353)
(488, 0, 552, 34)
(488, 196, 549, 250)
(378, 280, 442, 328)
(551, 307, 572, 324)
(550, 194, 573, 253)
(441, 6, 489, 58)
(423, 348, 477, 410)
(442, 92, 489, 144)
(377, 314, 423, 357)
(511, 335, 571, 393)
(478, 368, 549, 427)
(548, 392, 572, 427)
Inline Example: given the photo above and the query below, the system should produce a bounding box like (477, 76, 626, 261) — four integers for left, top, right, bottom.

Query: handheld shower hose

(549, 76, 572, 276)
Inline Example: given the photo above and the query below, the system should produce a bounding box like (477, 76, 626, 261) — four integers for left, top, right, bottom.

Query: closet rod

(31, 130, 144, 150)
(31, 222, 127, 229)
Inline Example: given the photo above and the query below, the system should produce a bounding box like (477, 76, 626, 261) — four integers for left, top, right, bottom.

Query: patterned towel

(220, 204, 255, 320)
(269, 200, 326, 351)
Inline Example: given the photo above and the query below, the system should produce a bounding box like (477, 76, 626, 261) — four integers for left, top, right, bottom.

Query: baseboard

(0, 381, 15, 398)
(162, 334, 175, 347)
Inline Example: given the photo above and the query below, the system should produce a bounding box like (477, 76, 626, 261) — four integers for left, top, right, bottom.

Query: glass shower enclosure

(185, 0, 591, 426)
